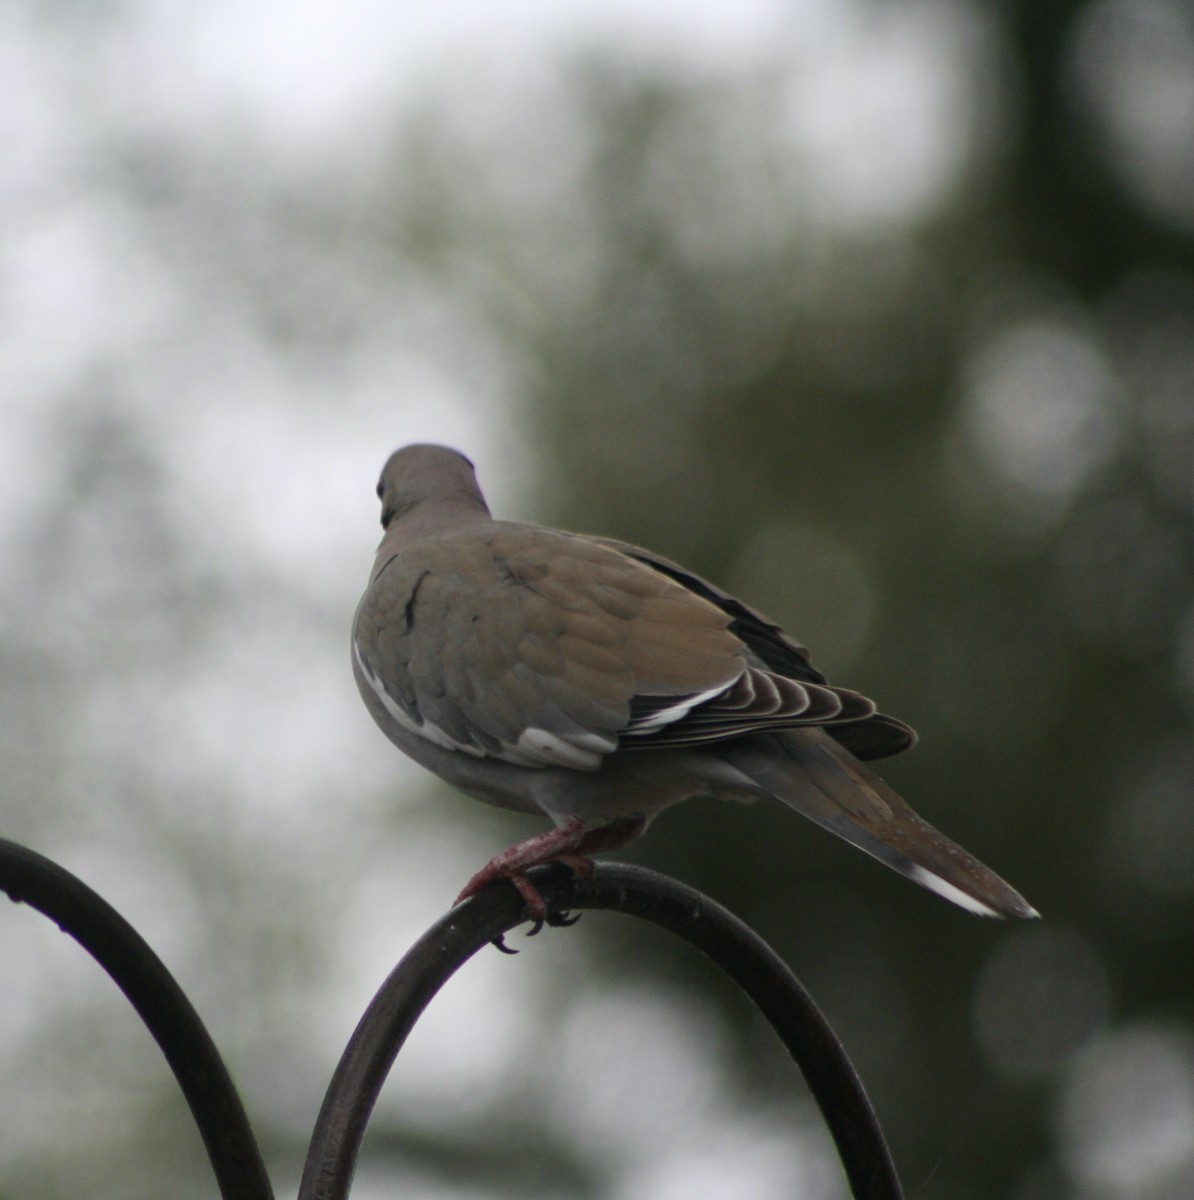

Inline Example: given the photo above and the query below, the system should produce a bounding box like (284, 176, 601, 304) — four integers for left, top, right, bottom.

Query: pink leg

(572, 814, 647, 856)
(455, 814, 649, 921)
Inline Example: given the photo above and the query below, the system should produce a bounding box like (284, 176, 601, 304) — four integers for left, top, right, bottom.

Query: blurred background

(2, 0, 1194, 1197)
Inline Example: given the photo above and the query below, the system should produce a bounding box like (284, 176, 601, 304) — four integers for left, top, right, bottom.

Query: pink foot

(454, 814, 649, 922)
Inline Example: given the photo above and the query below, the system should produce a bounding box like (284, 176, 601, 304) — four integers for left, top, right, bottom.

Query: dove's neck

(379, 498, 492, 546)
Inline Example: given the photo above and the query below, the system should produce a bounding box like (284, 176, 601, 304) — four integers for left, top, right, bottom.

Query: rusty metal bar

(0, 838, 903, 1200)
(300, 862, 903, 1200)
(0, 838, 274, 1200)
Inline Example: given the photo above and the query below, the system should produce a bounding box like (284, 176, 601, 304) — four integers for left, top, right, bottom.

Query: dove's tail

(722, 729, 1039, 919)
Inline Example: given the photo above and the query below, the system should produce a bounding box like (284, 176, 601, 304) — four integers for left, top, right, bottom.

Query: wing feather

(354, 521, 912, 769)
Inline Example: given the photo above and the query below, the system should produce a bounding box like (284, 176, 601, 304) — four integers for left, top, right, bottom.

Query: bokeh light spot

(962, 319, 1120, 514)
(972, 926, 1109, 1080)
(728, 522, 874, 675)
(1059, 1023, 1194, 1192)
(1067, 0, 1194, 232)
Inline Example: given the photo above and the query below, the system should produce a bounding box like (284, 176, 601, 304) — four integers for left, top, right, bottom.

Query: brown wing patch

(368, 525, 743, 764)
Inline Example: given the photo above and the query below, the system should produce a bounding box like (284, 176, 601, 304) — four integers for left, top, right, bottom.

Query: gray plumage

(353, 443, 1037, 920)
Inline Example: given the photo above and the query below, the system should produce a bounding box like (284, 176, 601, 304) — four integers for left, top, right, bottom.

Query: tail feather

(721, 729, 1038, 919)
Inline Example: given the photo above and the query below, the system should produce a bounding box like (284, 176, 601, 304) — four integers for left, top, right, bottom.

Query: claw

(489, 905, 576, 951)
(491, 932, 519, 954)
(456, 816, 648, 951)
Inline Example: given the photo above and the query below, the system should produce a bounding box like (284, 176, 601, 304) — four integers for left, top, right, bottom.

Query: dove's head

(375, 444, 490, 534)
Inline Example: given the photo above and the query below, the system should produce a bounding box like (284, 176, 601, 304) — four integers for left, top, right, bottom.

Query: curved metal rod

(0, 838, 274, 1200)
(300, 862, 903, 1200)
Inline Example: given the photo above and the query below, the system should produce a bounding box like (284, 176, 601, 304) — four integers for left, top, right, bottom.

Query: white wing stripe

(628, 682, 732, 734)
(354, 641, 487, 757)
(513, 729, 605, 770)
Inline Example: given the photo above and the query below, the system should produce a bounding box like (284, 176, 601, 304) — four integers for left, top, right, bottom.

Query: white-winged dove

(353, 444, 1037, 921)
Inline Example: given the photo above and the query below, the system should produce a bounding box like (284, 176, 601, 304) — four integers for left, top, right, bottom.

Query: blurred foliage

(360, 11, 1194, 1200)
(4, 1, 1194, 1198)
